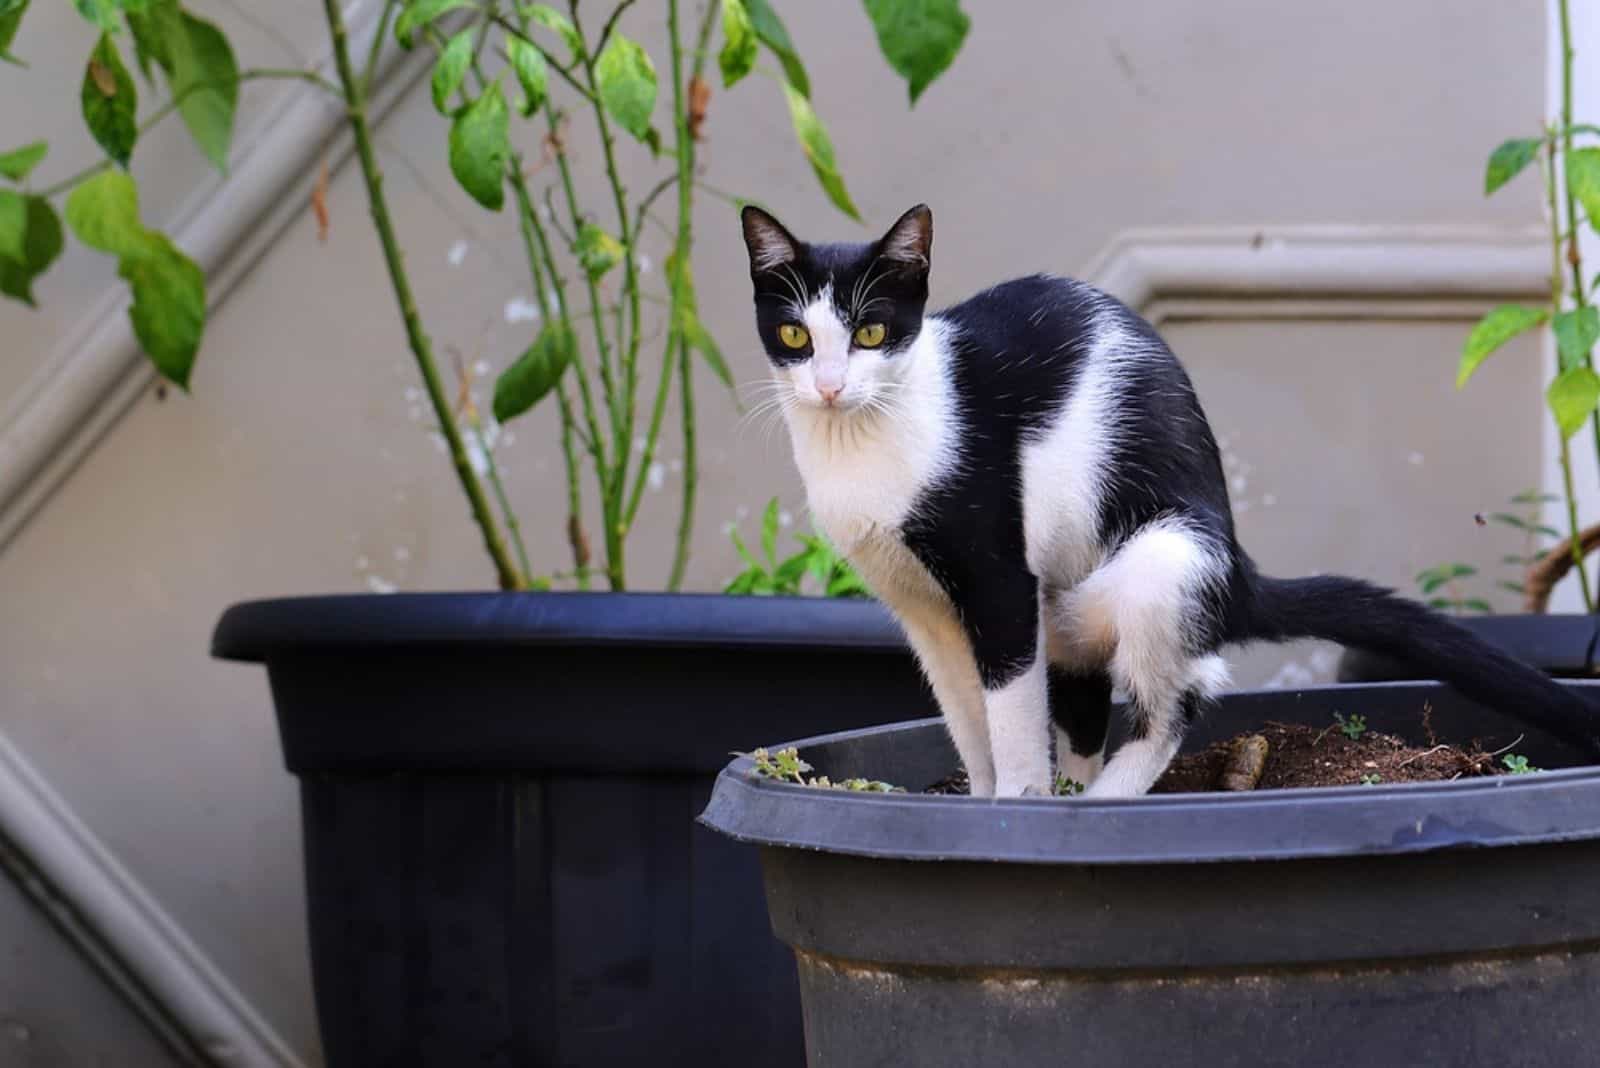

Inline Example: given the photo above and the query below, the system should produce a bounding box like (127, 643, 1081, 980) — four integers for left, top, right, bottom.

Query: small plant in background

(0, 0, 972, 593)
(1415, 562, 1490, 615)
(1503, 753, 1540, 774)
(1052, 774, 1085, 797)
(747, 747, 902, 792)
(1415, 491, 1563, 613)
(1359, 772, 1382, 786)
(1458, 0, 1600, 612)
(1333, 712, 1368, 741)
(724, 498, 871, 598)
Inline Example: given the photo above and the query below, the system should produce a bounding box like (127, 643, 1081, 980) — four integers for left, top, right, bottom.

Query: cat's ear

(878, 204, 932, 271)
(741, 206, 801, 274)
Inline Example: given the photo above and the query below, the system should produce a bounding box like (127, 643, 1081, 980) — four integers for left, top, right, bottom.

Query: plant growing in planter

(700, 681, 1600, 1065)
(3, 0, 969, 1061)
(1344, 0, 1600, 681)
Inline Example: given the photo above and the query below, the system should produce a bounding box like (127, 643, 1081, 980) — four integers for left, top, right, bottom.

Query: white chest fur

(783, 322, 957, 605)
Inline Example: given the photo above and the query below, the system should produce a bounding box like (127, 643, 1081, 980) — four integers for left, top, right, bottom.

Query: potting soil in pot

(923, 720, 1526, 795)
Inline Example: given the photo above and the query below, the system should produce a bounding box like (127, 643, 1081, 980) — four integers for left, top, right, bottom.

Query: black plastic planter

(1338, 612, 1600, 681)
(701, 682, 1600, 1067)
(211, 592, 924, 1067)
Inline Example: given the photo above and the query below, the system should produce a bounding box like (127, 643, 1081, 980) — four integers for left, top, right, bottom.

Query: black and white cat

(740, 202, 1600, 798)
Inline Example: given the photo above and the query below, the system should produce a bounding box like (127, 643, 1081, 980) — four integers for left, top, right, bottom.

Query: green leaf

(169, 12, 238, 172)
(0, 190, 25, 261)
(826, 566, 870, 598)
(395, 0, 474, 48)
(772, 552, 810, 593)
(431, 29, 472, 114)
(1457, 304, 1548, 388)
(575, 221, 623, 279)
(1569, 148, 1600, 236)
(863, 0, 969, 104)
(783, 84, 860, 221)
(686, 314, 733, 388)
(1462, 599, 1493, 613)
(1498, 580, 1527, 595)
(1484, 137, 1541, 195)
(124, 0, 171, 82)
(1510, 489, 1560, 504)
(1548, 366, 1600, 439)
(0, 194, 62, 306)
(595, 34, 657, 142)
(761, 497, 780, 567)
(493, 321, 576, 422)
(505, 35, 547, 116)
(719, 0, 757, 89)
(0, 0, 28, 64)
(743, 0, 808, 96)
(448, 81, 510, 210)
(1554, 307, 1600, 371)
(72, 0, 122, 32)
(64, 169, 146, 254)
(82, 34, 138, 168)
(0, 140, 47, 182)
(519, 4, 581, 61)
(64, 171, 204, 385)
(729, 527, 760, 569)
(121, 232, 204, 388)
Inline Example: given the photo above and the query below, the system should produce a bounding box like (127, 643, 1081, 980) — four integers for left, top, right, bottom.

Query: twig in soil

(1218, 734, 1269, 791)
(1486, 734, 1527, 759)
(1396, 744, 1453, 769)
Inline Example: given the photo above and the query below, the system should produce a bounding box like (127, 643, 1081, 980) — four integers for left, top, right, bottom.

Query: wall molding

(1084, 224, 1549, 323)
(0, 11, 436, 1066)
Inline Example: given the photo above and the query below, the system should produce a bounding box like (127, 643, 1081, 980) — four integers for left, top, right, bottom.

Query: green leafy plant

(1052, 773, 1084, 797)
(1458, 0, 1600, 611)
(1415, 491, 1563, 613)
(1359, 772, 1382, 786)
(1333, 712, 1368, 741)
(724, 498, 871, 598)
(1502, 753, 1539, 775)
(2, 0, 971, 593)
(746, 746, 903, 792)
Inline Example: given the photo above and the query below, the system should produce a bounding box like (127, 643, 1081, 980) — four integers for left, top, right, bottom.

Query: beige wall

(0, 0, 1547, 1062)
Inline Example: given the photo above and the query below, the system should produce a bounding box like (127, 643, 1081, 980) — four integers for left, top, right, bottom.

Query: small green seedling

(725, 499, 871, 599)
(1359, 773, 1383, 786)
(1503, 753, 1540, 775)
(1053, 774, 1085, 797)
(745, 747, 904, 793)
(1333, 712, 1368, 741)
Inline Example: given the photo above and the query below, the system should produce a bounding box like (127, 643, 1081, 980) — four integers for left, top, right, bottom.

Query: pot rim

(699, 682, 1600, 866)
(211, 590, 903, 662)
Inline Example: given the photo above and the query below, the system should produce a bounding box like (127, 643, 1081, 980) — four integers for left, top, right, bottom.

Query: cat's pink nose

(818, 385, 842, 406)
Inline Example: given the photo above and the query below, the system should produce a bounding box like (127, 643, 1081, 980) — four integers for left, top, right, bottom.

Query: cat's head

(739, 204, 933, 413)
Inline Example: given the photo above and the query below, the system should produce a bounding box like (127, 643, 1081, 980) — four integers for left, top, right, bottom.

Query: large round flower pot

(700, 682, 1600, 1067)
(211, 592, 922, 1067)
(1338, 613, 1599, 681)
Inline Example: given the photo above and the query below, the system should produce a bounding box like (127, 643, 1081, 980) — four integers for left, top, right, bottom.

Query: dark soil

(925, 721, 1516, 796)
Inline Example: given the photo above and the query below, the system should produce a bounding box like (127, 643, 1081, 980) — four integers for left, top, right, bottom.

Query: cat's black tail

(1244, 572, 1600, 759)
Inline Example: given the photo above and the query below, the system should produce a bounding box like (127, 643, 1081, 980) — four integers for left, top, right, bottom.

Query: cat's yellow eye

(778, 323, 810, 349)
(853, 323, 887, 348)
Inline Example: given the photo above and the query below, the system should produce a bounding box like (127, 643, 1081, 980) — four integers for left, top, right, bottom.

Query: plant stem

(1558, 0, 1600, 600)
(1558, 435, 1595, 611)
(321, 0, 524, 590)
(571, 1, 645, 581)
(509, 160, 595, 588)
(665, 0, 718, 590)
(544, 104, 627, 589)
(36, 68, 337, 199)
(475, 421, 534, 579)
(361, 0, 401, 94)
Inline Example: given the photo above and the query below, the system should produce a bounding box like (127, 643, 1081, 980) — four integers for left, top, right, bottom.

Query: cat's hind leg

(1069, 520, 1232, 799)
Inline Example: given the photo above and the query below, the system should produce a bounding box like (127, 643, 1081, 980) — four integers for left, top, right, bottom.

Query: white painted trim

(1084, 225, 1548, 315)
(0, 730, 304, 1067)
(0, 11, 436, 1066)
